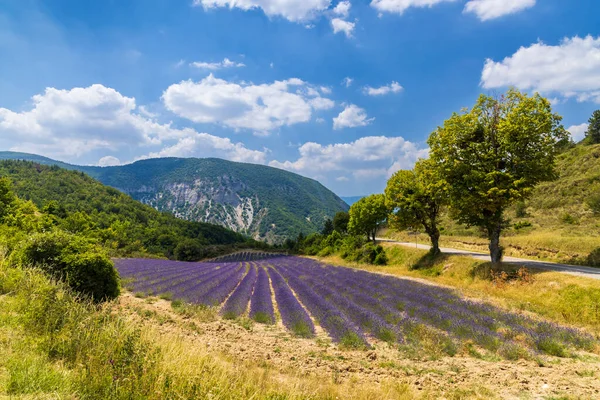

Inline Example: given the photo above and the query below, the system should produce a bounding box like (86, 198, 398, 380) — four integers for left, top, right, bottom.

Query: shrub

(173, 238, 205, 261)
(586, 193, 600, 215)
(14, 230, 120, 302)
(513, 221, 532, 230)
(587, 248, 600, 267)
(560, 213, 578, 225)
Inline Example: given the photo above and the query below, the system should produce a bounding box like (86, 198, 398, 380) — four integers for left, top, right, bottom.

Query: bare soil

(119, 293, 600, 399)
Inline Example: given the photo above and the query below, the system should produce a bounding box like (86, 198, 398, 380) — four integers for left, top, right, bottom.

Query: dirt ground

(118, 293, 600, 400)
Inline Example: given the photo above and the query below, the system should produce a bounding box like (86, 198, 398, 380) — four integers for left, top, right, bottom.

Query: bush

(586, 193, 600, 215)
(14, 230, 120, 302)
(587, 248, 600, 267)
(174, 239, 204, 261)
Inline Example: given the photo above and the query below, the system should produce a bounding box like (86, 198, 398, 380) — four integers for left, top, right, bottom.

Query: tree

(348, 194, 388, 242)
(585, 110, 600, 144)
(428, 89, 567, 263)
(0, 177, 17, 222)
(333, 211, 350, 234)
(322, 218, 334, 236)
(385, 159, 446, 255)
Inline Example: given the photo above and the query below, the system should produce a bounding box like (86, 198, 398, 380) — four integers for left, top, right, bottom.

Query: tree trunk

(488, 224, 503, 264)
(428, 228, 441, 256)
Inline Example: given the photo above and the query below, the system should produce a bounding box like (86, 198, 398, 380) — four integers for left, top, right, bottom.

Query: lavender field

(115, 255, 596, 357)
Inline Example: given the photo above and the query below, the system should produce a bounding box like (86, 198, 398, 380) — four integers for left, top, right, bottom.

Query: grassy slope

(386, 144, 600, 265)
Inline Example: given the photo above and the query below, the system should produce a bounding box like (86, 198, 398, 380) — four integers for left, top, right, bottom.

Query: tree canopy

(428, 89, 567, 263)
(585, 110, 600, 144)
(348, 194, 388, 242)
(333, 211, 350, 233)
(385, 159, 446, 254)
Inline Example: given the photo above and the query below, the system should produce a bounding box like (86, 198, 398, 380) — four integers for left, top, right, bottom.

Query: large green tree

(428, 89, 567, 263)
(348, 194, 388, 242)
(333, 211, 350, 233)
(385, 159, 446, 255)
(585, 110, 600, 144)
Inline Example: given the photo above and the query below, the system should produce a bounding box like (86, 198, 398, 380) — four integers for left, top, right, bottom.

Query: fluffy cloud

(98, 156, 122, 167)
(364, 81, 403, 96)
(269, 136, 429, 190)
(343, 77, 354, 87)
(0, 84, 267, 164)
(567, 123, 589, 143)
(190, 58, 245, 70)
(333, 104, 374, 129)
(137, 134, 267, 164)
(162, 74, 333, 134)
(331, 18, 355, 37)
(481, 36, 600, 104)
(464, 0, 535, 21)
(370, 0, 456, 15)
(333, 1, 351, 17)
(195, 0, 331, 22)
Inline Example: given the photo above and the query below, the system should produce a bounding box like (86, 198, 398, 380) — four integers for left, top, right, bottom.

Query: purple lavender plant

(249, 267, 275, 324)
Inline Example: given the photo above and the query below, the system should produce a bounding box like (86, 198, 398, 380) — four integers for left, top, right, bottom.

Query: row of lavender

(256, 257, 596, 355)
(115, 257, 595, 356)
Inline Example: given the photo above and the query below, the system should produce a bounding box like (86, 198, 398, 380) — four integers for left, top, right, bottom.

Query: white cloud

(464, 0, 535, 21)
(195, 0, 331, 22)
(343, 77, 354, 87)
(320, 86, 332, 95)
(371, 0, 456, 15)
(137, 134, 267, 164)
(190, 58, 245, 70)
(364, 81, 403, 96)
(331, 18, 355, 37)
(333, 104, 374, 129)
(567, 123, 589, 142)
(270, 136, 429, 185)
(481, 36, 600, 104)
(0, 84, 267, 164)
(98, 156, 122, 167)
(333, 1, 351, 17)
(162, 74, 333, 134)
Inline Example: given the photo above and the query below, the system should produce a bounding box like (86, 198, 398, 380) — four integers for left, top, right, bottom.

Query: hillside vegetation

(0, 152, 349, 242)
(0, 160, 260, 260)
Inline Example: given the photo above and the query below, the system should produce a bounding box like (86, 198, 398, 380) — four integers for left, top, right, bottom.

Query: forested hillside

(0, 160, 261, 260)
(0, 152, 349, 243)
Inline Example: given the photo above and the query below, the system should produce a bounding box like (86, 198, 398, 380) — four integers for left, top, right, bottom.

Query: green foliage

(584, 110, 600, 144)
(428, 89, 567, 263)
(385, 159, 445, 254)
(14, 230, 120, 302)
(321, 218, 334, 236)
(0, 160, 256, 259)
(348, 194, 388, 242)
(586, 192, 600, 214)
(173, 238, 206, 261)
(333, 211, 350, 233)
(0, 177, 17, 221)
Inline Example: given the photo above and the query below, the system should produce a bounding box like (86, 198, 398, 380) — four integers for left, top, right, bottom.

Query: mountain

(341, 196, 365, 206)
(0, 160, 255, 259)
(0, 152, 349, 242)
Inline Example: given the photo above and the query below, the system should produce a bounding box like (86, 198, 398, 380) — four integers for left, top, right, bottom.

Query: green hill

(0, 160, 257, 259)
(0, 152, 349, 242)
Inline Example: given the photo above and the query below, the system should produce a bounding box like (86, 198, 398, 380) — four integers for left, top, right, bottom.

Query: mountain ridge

(0, 151, 349, 242)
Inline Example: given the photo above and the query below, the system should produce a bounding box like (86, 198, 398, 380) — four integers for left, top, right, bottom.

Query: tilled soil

(119, 293, 600, 399)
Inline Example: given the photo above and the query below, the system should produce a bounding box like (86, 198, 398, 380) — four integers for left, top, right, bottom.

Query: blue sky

(0, 0, 599, 196)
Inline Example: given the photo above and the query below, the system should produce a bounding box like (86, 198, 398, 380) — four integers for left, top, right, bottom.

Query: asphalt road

(376, 238, 600, 281)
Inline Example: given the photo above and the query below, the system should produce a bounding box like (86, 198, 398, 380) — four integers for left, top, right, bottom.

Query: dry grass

(385, 229, 600, 265)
